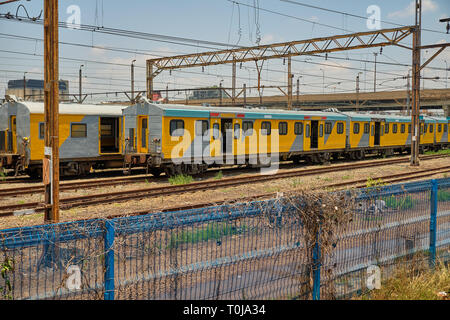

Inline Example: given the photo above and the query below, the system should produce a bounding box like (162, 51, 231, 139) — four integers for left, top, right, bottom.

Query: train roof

(137, 103, 348, 120)
(3, 101, 124, 116)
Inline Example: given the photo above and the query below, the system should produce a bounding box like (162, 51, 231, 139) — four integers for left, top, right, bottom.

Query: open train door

(310, 120, 319, 149)
(221, 118, 233, 155)
(374, 122, 381, 146)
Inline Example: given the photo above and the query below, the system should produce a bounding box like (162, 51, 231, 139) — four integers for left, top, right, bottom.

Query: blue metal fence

(0, 178, 449, 300)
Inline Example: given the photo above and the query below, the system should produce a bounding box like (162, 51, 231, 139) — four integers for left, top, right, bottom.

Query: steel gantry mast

(146, 26, 414, 110)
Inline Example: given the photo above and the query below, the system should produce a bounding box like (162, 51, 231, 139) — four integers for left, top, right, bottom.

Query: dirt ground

(0, 156, 448, 230)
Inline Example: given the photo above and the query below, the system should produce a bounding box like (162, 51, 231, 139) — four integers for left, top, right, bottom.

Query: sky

(0, 0, 449, 103)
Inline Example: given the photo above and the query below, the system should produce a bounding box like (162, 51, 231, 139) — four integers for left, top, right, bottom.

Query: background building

(6, 79, 70, 102)
(189, 86, 224, 100)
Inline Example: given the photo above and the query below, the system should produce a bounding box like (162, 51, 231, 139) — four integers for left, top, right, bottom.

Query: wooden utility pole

(43, 0, 60, 222)
(411, 0, 421, 166)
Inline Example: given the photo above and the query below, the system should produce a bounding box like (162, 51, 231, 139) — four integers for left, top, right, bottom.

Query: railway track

(117, 165, 450, 219)
(0, 155, 448, 217)
(0, 154, 447, 198)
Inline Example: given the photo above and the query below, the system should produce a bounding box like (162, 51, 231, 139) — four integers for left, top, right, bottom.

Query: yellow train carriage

(0, 100, 124, 177)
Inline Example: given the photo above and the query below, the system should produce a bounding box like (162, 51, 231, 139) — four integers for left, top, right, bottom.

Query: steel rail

(0, 157, 448, 217)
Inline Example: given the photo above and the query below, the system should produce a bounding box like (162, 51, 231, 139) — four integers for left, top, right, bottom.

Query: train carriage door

(137, 115, 148, 153)
(304, 120, 311, 151)
(194, 119, 209, 162)
(374, 122, 381, 146)
(310, 120, 319, 149)
(221, 119, 233, 154)
(100, 117, 120, 154)
(10, 116, 16, 153)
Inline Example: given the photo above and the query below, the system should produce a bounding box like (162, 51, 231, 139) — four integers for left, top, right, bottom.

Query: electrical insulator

(447, 22, 450, 34)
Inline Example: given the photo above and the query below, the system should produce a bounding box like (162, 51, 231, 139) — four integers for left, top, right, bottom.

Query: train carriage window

(170, 120, 184, 136)
(401, 124, 405, 133)
(438, 124, 442, 133)
(39, 123, 45, 140)
(393, 124, 398, 134)
(294, 122, 303, 135)
(279, 122, 288, 135)
(364, 123, 370, 134)
(353, 123, 360, 134)
(261, 121, 271, 135)
(71, 123, 87, 138)
(319, 124, 323, 137)
(385, 123, 389, 134)
(337, 122, 344, 134)
(305, 124, 310, 137)
(371, 124, 374, 136)
(444, 124, 448, 133)
(234, 123, 240, 139)
(325, 122, 332, 135)
(212, 123, 220, 140)
(242, 121, 253, 136)
(421, 124, 424, 135)
(408, 124, 411, 133)
(429, 124, 433, 133)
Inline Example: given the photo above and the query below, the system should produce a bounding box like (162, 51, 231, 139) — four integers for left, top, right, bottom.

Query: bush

(382, 194, 417, 210)
(168, 174, 194, 185)
(437, 189, 450, 202)
(168, 223, 245, 248)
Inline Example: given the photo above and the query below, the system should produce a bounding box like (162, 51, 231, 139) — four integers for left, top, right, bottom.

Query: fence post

(429, 179, 438, 269)
(312, 230, 321, 300)
(104, 220, 115, 300)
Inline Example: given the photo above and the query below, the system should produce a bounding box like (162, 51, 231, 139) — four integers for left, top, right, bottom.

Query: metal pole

(23, 72, 26, 101)
(445, 60, 448, 89)
(356, 73, 360, 111)
(406, 70, 411, 116)
(44, 0, 60, 222)
(232, 60, 236, 106)
(243, 83, 247, 105)
(146, 61, 154, 100)
(131, 59, 136, 103)
(79, 65, 83, 104)
(373, 52, 378, 92)
(411, 0, 421, 166)
(287, 55, 292, 110)
(219, 81, 223, 106)
(166, 84, 168, 103)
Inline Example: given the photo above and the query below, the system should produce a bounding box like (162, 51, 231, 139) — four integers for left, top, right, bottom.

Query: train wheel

(150, 168, 162, 177)
(354, 150, 365, 161)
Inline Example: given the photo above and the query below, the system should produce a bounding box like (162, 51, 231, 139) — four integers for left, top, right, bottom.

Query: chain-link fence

(0, 178, 448, 300)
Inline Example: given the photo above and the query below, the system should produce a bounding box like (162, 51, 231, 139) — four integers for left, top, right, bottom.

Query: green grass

(214, 170, 223, 180)
(366, 177, 387, 188)
(424, 148, 450, 155)
(0, 169, 5, 182)
(382, 195, 417, 210)
(168, 223, 245, 248)
(437, 189, 450, 202)
(357, 261, 450, 300)
(168, 174, 194, 185)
